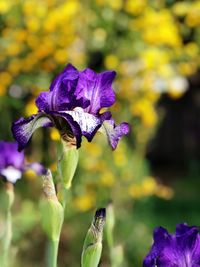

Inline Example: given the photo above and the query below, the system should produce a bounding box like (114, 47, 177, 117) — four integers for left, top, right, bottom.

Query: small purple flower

(143, 223, 200, 267)
(12, 64, 129, 151)
(0, 141, 46, 183)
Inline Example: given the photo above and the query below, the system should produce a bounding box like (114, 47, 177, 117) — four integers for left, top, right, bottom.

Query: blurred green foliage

(0, 0, 200, 266)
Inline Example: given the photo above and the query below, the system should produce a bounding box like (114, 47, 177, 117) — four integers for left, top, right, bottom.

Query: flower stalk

(106, 203, 123, 267)
(1, 182, 14, 267)
(40, 170, 64, 267)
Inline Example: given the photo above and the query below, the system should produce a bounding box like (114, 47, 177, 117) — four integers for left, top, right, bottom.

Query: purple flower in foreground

(12, 64, 129, 151)
(143, 223, 200, 267)
(0, 141, 46, 183)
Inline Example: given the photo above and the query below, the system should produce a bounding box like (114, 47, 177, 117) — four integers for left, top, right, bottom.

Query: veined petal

(76, 68, 116, 114)
(51, 109, 103, 147)
(36, 64, 80, 112)
(50, 63, 78, 91)
(99, 119, 130, 150)
(176, 224, 199, 251)
(143, 224, 200, 267)
(12, 113, 53, 151)
(66, 108, 103, 140)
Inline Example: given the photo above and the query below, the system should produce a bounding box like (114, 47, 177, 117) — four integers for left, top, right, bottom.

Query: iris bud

(57, 139, 79, 189)
(40, 170, 64, 241)
(81, 208, 106, 267)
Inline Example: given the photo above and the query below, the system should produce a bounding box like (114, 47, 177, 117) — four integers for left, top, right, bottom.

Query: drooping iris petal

(99, 119, 130, 150)
(76, 68, 116, 114)
(12, 114, 53, 151)
(66, 108, 103, 140)
(50, 109, 105, 147)
(143, 223, 200, 267)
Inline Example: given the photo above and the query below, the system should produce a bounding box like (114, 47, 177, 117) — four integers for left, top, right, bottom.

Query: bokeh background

(0, 0, 200, 266)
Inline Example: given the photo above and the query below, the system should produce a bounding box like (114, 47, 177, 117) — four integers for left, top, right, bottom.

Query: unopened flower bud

(40, 170, 64, 241)
(81, 208, 106, 267)
(57, 139, 79, 189)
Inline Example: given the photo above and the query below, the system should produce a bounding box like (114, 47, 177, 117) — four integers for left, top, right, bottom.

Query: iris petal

(76, 68, 116, 114)
(36, 64, 80, 111)
(143, 224, 200, 267)
(99, 119, 130, 150)
(12, 114, 53, 151)
(0, 141, 24, 170)
(50, 109, 103, 147)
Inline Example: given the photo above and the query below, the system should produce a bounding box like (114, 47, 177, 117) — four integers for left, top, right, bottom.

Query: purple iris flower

(0, 141, 46, 183)
(12, 64, 129, 151)
(143, 223, 200, 267)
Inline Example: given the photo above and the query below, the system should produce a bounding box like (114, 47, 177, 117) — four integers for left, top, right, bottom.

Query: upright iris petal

(0, 141, 46, 183)
(36, 64, 81, 112)
(143, 223, 200, 267)
(75, 68, 116, 114)
(12, 63, 129, 150)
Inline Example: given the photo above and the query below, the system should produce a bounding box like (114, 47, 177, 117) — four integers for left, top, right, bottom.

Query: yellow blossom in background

(128, 176, 174, 200)
(24, 169, 38, 180)
(95, 0, 122, 10)
(178, 62, 197, 76)
(131, 99, 158, 127)
(141, 176, 157, 196)
(129, 184, 143, 199)
(113, 143, 127, 167)
(84, 142, 102, 157)
(50, 129, 60, 141)
(25, 99, 38, 116)
(141, 48, 170, 70)
(100, 171, 115, 187)
(104, 54, 119, 70)
(140, 9, 182, 47)
(74, 193, 95, 212)
(0, 0, 11, 13)
(0, 84, 6, 96)
(155, 185, 174, 200)
(0, 72, 12, 87)
(185, 1, 200, 27)
(172, 2, 190, 17)
(124, 0, 146, 15)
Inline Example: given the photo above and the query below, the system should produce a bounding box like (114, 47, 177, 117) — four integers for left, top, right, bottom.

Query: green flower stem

(46, 239, 59, 267)
(2, 182, 14, 267)
(106, 203, 115, 266)
(106, 203, 123, 267)
(41, 138, 79, 267)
